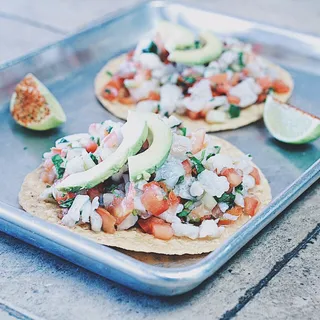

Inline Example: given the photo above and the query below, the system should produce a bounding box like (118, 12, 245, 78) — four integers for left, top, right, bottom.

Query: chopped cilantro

(183, 76, 196, 84)
(206, 153, 215, 160)
(106, 71, 113, 77)
(177, 210, 190, 218)
(235, 183, 243, 194)
(229, 104, 241, 118)
(268, 88, 275, 95)
(58, 138, 68, 143)
(164, 111, 169, 117)
(194, 40, 201, 49)
(142, 41, 158, 54)
(59, 198, 74, 208)
(105, 183, 118, 192)
(177, 176, 184, 185)
(214, 192, 236, 208)
(104, 88, 111, 94)
(199, 150, 206, 162)
(215, 146, 221, 154)
(157, 104, 161, 113)
(51, 154, 65, 179)
(96, 137, 100, 146)
(248, 154, 252, 158)
(132, 209, 139, 216)
(238, 52, 245, 68)
(179, 127, 187, 136)
(107, 126, 113, 133)
(23, 146, 27, 150)
(188, 155, 205, 174)
(90, 153, 98, 165)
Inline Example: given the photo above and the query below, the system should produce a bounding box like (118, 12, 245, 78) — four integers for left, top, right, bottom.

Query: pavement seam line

(219, 223, 320, 320)
(0, 299, 42, 320)
(0, 11, 67, 35)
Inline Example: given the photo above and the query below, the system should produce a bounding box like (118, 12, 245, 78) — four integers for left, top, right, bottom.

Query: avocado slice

(168, 31, 223, 65)
(56, 112, 148, 192)
(10, 74, 66, 131)
(157, 20, 195, 51)
(128, 113, 173, 181)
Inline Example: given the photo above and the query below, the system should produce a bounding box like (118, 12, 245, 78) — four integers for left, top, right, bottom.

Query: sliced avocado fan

(56, 112, 148, 192)
(168, 31, 223, 65)
(156, 20, 195, 51)
(128, 113, 173, 181)
(10, 73, 66, 131)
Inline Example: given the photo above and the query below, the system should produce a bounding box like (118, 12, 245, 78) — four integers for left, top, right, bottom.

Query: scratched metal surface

(0, 1, 319, 295)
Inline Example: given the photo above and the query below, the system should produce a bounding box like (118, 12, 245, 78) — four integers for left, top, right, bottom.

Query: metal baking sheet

(0, 0, 319, 296)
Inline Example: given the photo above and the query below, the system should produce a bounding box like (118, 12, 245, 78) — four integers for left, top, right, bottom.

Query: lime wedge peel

(264, 96, 320, 144)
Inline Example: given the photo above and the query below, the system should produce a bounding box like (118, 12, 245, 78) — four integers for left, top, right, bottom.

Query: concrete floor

(0, 0, 319, 319)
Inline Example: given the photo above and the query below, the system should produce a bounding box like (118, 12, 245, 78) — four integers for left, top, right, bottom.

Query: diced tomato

(250, 167, 261, 185)
(227, 205, 243, 216)
(244, 196, 260, 216)
(168, 190, 180, 208)
(227, 95, 241, 105)
(257, 93, 267, 103)
(107, 77, 124, 90)
(211, 205, 224, 219)
(220, 168, 242, 188)
(55, 192, 76, 204)
(218, 218, 234, 226)
(87, 188, 101, 201)
(40, 170, 55, 184)
(43, 158, 54, 171)
(138, 216, 173, 240)
(96, 207, 116, 234)
(51, 147, 62, 155)
(107, 197, 128, 225)
(182, 159, 192, 175)
(191, 128, 206, 154)
(216, 83, 231, 95)
(141, 183, 169, 216)
(152, 223, 174, 240)
(186, 109, 201, 120)
(147, 91, 161, 101)
(242, 68, 250, 76)
(230, 73, 241, 86)
(208, 73, 228, 85)
(199, 108, 210, 118)
(85, 140, 98, 153)
(257, 77, 272, 90)
(118, 97, 134, 104)
(272, 79, 290, 94)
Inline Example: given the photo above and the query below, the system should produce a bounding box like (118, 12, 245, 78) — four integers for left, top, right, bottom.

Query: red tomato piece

(227, 205, 243, 217)
(87, 188, 101, 201)
(272, 79, 290, 94)
(138, 216, 165, 234)
(107, 197, 128, 225)
(208, 73, 228, 85)
(141, 183, 169, 216)
(182, 159, 192, 175)
(257, 77, 272, 90)
(250, 167, 261, 185)
(244, 196, 260, 216)
(96, 207, 116, 234)
(85, 140, 98, 153)
(227, 95, 241, 105)
(220, 168, 242, 188)
(186, 109, 201, 120)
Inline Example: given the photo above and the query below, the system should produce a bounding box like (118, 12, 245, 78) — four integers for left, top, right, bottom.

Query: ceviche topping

(101, 22, 290, 123)
(40, 114, 262, 240)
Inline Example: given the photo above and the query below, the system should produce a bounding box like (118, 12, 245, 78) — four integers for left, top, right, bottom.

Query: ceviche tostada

(20, 112, 271, 254)
(95, 21, 293, 132)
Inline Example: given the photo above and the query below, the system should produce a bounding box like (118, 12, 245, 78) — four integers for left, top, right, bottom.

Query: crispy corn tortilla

(19, 136, 271, 255)
(95, 54, 293, 132)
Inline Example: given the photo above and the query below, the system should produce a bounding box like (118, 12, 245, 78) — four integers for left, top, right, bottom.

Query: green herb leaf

(51, 154, 65, 179)
(164, 111, 170, 118)
(59, 198, 74, 208)
(105, 183, 118, 192)
(235, 183, 243, 194)
(107, 126, 113, 133)
(132, 209, 139, 216)
(90, 153, 98, 165)
(215, 146, 221, 154)
(229, 104, 241, 118)
(106, 71, 113, 77)
(189, 156, 205, 174)
(183, 76, 196, 84)
(104, 88, 111, 94)
(157, 104, 161, 113)
(194, 40, 201, 49)
(177, 210, 190, 218)
(214, 192, 236, 208)
(58, 138, 68, 143)
(179, 127, 187, 136)
(142, 41, 158, 54)
(206, 153, 215, 160)
(177, 176, 185, 185)
(238, 52, 245, 68)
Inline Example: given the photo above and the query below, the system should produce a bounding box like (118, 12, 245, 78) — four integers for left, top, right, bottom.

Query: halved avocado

(157, 20, 195, 51)
(56, 112, 148, 192)
(128, 113, 173, 181)
(10, 74, 66, 131)
(168, 31, 223, 65)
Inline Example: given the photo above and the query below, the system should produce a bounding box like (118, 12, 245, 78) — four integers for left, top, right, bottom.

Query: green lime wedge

(10, 73, 66, 131)
(264, 96, 320, 144)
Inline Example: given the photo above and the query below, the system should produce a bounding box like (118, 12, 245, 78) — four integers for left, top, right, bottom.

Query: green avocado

(168, 31, 223, 65)
(10, 73, 66, 131)
(56, 112, 148, 192)
(128, 113, 173, 181)
(157, 20, 195, 51)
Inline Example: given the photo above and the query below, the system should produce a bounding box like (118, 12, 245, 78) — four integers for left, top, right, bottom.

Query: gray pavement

(0, 1, 319, 319)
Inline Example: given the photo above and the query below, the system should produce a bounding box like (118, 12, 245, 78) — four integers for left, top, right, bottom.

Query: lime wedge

(264, 96, 320, 144)
(10, 73, 66, 131)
